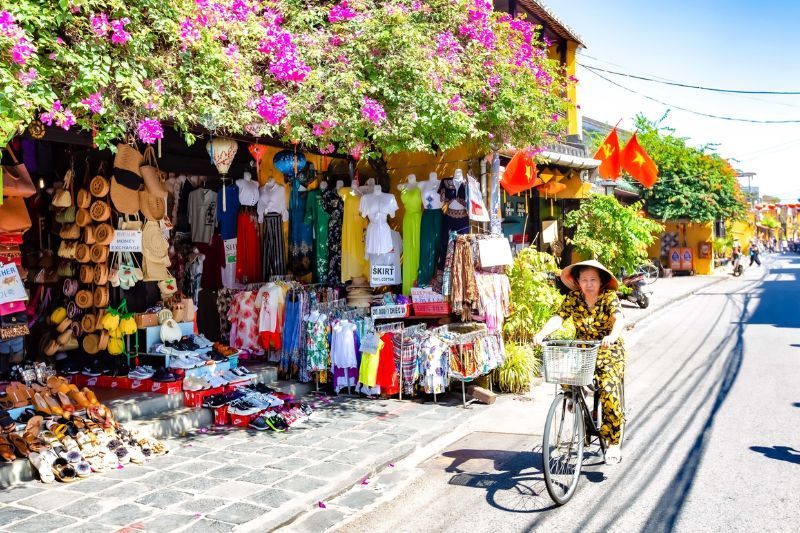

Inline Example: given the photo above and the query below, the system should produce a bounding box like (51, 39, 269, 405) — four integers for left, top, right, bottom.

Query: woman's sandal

(7, 433, 30, 458)
(28, 451, 56, 483)
(82, 388, 100, 406)
(0, 435, 17, 462)
(51, 457, 77, 482)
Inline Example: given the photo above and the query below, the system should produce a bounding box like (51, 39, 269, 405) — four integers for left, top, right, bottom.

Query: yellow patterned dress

(557, 289, 626, 445)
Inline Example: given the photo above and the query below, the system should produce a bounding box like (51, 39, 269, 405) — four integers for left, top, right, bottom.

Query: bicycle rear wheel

(641, 262, 659, 284)
(542, 392, 584, 505)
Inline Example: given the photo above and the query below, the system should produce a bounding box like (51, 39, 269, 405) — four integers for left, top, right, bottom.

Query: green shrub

(496, 342, 541, 394)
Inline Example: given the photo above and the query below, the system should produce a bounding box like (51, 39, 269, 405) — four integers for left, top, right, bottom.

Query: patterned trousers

(595, 343, 626, 445)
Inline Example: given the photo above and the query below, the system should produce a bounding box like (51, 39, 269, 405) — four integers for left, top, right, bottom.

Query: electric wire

(582, 67, 800, 124)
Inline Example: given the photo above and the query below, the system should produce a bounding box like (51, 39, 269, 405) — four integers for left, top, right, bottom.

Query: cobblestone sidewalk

(0, 395, 480, 532)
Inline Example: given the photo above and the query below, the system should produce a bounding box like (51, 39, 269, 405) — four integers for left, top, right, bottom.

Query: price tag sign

(0, 263, 27, 304)
(370, 264, 396, 286)
(224, 239, 237, 264)
(110, 230, 143, 252)
(370, 305, 409, 319)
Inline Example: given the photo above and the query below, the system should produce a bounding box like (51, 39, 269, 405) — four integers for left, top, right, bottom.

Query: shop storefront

(0, 124, 509, 484)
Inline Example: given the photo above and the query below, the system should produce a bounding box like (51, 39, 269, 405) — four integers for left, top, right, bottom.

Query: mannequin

(448, 169, 466, 210)
(437, 168, 469, 268)
(335, 179, 345, 191)
(400, 174, 423, 294)
(258, 177, 288, 280)
(398, 174, 418, 191)
(237, 171, 260, 207)
(319, 179, 328, 191)
(417, 171, 443, 285)
(360, 182, 399, 256)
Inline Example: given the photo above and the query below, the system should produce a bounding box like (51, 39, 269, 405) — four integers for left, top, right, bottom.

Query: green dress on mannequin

(401, 186, 422, 295)
(304, 187, 330, 283)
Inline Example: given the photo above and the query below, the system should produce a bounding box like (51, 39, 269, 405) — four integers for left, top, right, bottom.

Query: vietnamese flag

(501, 150, 542, 195)
(621, 133, 659, 188)
(593, 127, 622, 180)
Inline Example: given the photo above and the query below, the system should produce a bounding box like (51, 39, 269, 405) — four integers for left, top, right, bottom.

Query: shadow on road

(441, 446, 606, 514)
(745, 255, 800, 329)
(750, 446, 800, 465)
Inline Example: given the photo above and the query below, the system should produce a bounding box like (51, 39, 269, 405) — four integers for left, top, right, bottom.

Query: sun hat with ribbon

(560, 259, 619, 292)
(110, 176, 141, 215)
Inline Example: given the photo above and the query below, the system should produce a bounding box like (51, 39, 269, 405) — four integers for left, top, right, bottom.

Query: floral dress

(322, 189, 344, 286)
(305, 315, 329, 382)
(557, 289, 626, 445)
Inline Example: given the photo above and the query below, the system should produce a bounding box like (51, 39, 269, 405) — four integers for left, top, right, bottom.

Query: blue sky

(545, 0, 800, 200)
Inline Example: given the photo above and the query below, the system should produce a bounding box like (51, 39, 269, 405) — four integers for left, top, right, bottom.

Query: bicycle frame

(563, 385, 607, 455)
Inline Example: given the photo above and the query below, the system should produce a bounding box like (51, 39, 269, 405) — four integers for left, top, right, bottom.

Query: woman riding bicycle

(533, 260, 626, 465)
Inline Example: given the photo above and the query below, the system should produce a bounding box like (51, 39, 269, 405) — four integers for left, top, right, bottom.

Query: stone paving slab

(0, 394, 481, 532)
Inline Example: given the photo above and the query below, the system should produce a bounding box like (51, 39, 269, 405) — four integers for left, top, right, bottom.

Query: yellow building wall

(647, 221, 715, 275)
(565, 41, 579, 137)
(729, 220, 754, 250)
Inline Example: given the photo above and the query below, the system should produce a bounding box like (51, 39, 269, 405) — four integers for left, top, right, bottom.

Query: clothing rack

(437, 323, 490, 408)
(269, 274, 294, 282)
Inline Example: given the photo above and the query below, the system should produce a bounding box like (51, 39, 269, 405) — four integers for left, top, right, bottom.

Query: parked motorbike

(731, 252, 744, 277)
(619, 271, 649, 308)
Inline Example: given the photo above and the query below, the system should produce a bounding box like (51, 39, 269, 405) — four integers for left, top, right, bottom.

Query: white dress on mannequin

(359, 186, 399, 256)
(236, 172, 260, 207)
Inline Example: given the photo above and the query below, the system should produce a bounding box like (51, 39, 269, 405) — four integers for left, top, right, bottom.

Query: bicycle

(636, 260, 660, 285)
(540, 339, 625, 505)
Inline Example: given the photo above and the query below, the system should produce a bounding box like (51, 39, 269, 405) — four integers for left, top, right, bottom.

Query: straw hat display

(142, 220, 171, 281)
(346, 277, 374, 307)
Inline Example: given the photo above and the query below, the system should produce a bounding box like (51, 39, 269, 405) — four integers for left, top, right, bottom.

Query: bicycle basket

(542, 340, 600, 386)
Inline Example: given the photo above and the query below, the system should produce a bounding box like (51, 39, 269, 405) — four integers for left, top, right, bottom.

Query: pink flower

(435, 31, 461, 62)
(311, 120, 335, 137)
(11, 37, 35, 65)
(329, 35, 344, 47)
(90, 13, 109, 37)
(110, 18, 131, 45)
(17, 68, 37, 87)
(329, 1, 357, 23)
(448, 94, 462, 111)
(256, 93, 288, 125)
(40, 100, 76, 130)
(320, 143, 335, 155)
(0, 10, 18, 37)
(253, 77, 263, 92)
(225, 44, 239, 57)
(80, 92, 104, 113)
(349, 143, 364, 160)
(137, 118, 164, 144)
(361, 96, 386, 126)
(56, 37, 65, 45)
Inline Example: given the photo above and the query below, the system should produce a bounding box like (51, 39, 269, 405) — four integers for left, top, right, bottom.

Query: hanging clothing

(174, 179, 196, 235)
(305, 314, 329, 374)
(257, 181, 288, 223)
(418, 209, 443, 286)
(419, 335, 449, 394)
(228, 291, 262, 353)
(288, 181, 313, 279)
(331, 320, 358, 393)
(358, 338, 383, 388)
(262, 213, 287, 281)
(280, 289, 303, 378)
(322, 188, 344, 286)
(368, 230, 402, 287)
(340, 187, 368, 282)
(235, 210, 261, 284)
(236, 178, 260, 206)
(375, 332, 400, 396)
(187, 188, 217, 244)
(360, 190, 399, 256)
(438, 178, 469, 268)
(474, 272, 511, 331)
(304, 188, 330, 283)
(400, 187, 422, 294)
(450, 235, 478, 321)
(216, 184, 240, 240)
(198, 233, 224, 290)
(257, 283, 285, 351)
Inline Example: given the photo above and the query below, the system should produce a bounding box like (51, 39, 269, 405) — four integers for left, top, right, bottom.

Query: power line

(582, 67, 800, 124)
(583, 64, 800, 95)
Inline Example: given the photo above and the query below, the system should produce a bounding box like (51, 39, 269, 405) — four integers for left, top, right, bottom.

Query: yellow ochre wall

(647, 221, 715, 275)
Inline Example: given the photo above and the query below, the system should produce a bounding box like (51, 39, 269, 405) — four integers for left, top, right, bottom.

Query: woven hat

(142, 221, 169, 260)
(560, 259, 619, 292)
(82, 333, 100, 355)
(89, 175, 110, 197)
(347, 276, 370, 291)
(110, 176, 141, 215)
(139, 190, 166, 220)
(95, 223, 114, 245)
(114, 144, 144, 181)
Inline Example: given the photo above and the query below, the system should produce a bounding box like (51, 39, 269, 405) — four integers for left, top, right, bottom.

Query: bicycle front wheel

(542, 392, 584, 505)
(641, 262, 659, 284)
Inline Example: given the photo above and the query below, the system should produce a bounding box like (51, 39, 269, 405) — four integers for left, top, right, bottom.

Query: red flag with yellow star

(501, 150, 542, 195)
(621, 133, 658, 188)
(593, 127, 622, 180)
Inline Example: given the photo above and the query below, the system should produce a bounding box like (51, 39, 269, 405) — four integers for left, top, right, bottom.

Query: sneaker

(605, 444, 622, 465)
(82, 366, 102, 377)
(248, 416, 269, 431)
(228, 400, 262, 416)
(235, 367, 256, 378)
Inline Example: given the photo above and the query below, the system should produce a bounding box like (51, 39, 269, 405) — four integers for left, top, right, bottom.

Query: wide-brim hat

(347, 276, 370, 290)
(560, 259, 619, 292)
(110, 176, 141, 215)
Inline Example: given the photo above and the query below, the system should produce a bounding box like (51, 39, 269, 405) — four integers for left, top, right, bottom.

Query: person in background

(749, 238, 762, 267)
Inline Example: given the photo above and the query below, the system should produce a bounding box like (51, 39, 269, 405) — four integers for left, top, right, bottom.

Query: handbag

(54, 205, 76, 224)
(2, 145, 36, 198)
(0, 197, 32, 233)
(52, 168, 74, 208)
(0, 311, 29, 339)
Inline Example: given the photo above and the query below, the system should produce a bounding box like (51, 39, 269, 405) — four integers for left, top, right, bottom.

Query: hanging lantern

(273, 149, 307, 178)
(248, 143, 269, 178)
(206, 137, 239, 211)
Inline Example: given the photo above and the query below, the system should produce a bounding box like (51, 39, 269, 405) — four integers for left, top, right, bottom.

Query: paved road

(335, 253, 800, 533)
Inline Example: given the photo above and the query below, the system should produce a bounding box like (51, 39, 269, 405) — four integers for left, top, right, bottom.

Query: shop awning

(539, 149, 601, 170)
